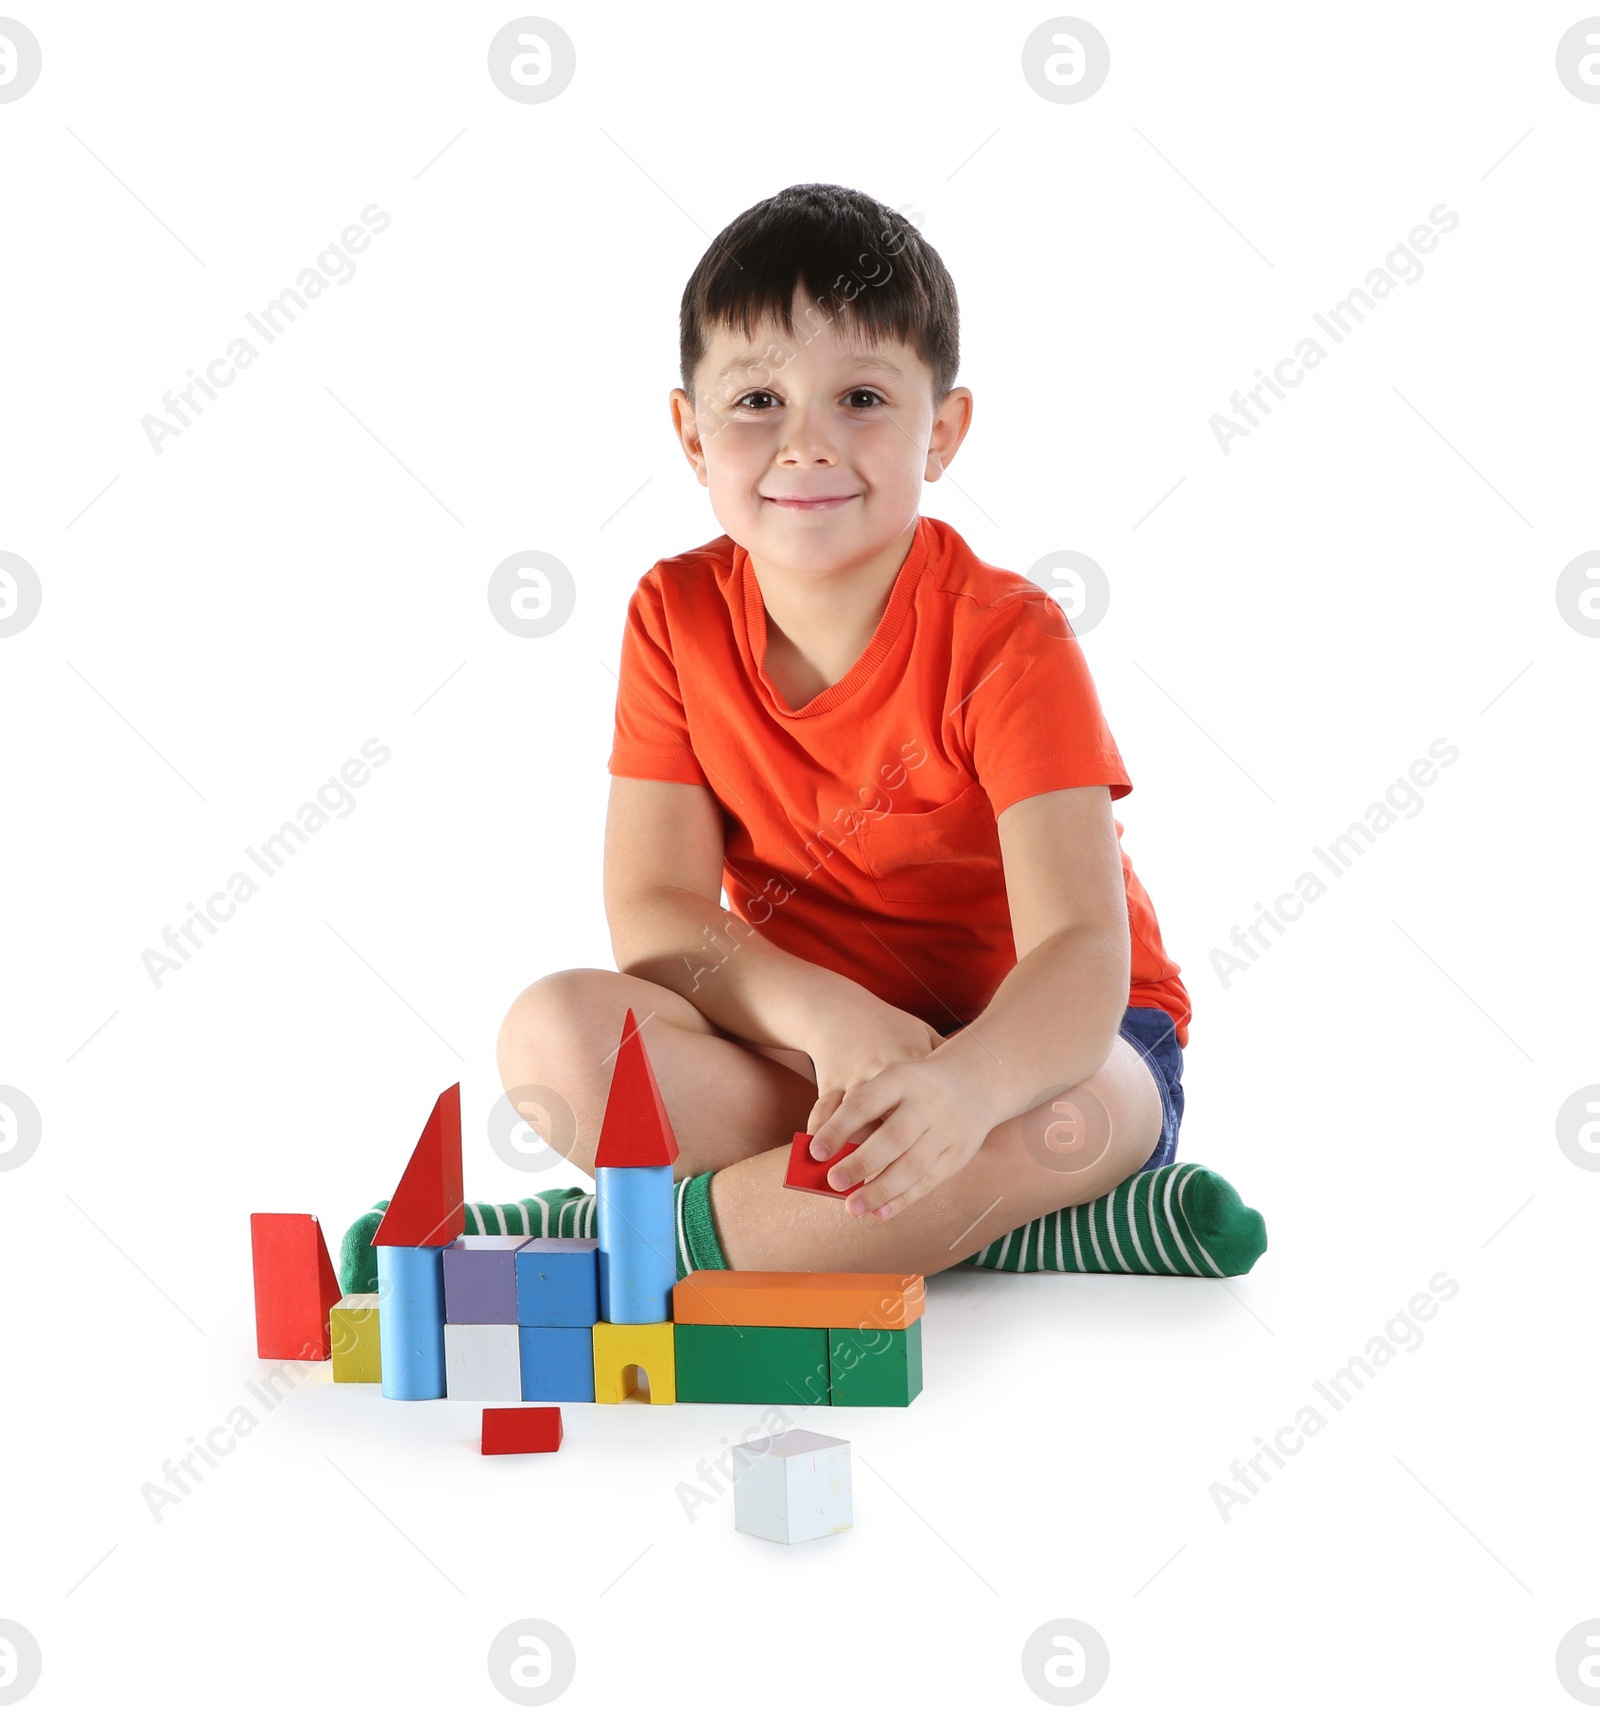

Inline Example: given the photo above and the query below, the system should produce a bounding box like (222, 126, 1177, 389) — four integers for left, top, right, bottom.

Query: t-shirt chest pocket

(858, 780, 1001, 902)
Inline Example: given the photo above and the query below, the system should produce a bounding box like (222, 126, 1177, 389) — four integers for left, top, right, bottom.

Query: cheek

(858, 426, 929, 485)
(705, 430, 771, 488)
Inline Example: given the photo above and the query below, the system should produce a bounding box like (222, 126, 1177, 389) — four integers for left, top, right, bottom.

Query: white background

(2, 2, 1596, 1718)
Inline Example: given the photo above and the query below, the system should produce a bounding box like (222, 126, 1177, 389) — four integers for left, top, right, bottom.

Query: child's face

(670, 290, 971, 579)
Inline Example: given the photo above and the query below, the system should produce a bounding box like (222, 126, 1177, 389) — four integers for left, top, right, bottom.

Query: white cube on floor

(732, 1430, 852, 1544)
(443, 1323, 522, 1400)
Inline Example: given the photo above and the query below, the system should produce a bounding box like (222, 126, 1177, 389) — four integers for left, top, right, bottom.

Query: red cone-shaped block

(372, 1083, 464, 1247)
(594, 1009, 680, 1168)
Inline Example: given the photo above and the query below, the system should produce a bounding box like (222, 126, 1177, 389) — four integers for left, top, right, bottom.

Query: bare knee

(497, 967, 719, 1060)
(498, 968, 618, 1066)
(495, 969, 725, 1178)
(494, 970, 635, 1176)
(991, 1036, 1163, 1200)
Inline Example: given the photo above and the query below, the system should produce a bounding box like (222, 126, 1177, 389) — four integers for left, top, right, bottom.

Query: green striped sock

(675, 1169, 727, 1273)
(961, 1163, 1266, 1277)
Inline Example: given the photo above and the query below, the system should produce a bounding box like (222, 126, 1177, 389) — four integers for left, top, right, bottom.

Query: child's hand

(807, 1043, 998, 1222)
(804, 1006, 946, 1139)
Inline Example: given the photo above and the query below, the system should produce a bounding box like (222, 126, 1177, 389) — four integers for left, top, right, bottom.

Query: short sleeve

(607, 573, 712, 788)
(962, 593, 1131, 817)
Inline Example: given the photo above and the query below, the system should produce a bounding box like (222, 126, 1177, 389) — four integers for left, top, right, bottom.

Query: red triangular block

(250, 1213, 343, 1360)
(594, 1008, 680, 1168)
(372, 1082, 464, 1246)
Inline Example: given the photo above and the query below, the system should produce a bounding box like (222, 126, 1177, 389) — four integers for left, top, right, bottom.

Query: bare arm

(936, 783, 1131, 1125)
(603, 776, 887, 1057)
(809, 784, 1132, 1218)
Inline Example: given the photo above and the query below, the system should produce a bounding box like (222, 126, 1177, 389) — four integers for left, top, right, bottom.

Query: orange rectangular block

(672, 1271, 924, 1332)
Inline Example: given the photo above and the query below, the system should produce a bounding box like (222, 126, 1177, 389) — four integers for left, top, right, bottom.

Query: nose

(773, 396, 843, 466)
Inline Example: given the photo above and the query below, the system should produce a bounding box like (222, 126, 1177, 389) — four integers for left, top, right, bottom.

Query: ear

(668, 387, 708, 482)
(927, 386, 974, 478)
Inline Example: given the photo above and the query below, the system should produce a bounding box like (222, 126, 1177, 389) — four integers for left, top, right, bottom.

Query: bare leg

(495, 968, 817, 1176)
(496, 967, 1166, 1280)
(710, 1035, 1166, 1277)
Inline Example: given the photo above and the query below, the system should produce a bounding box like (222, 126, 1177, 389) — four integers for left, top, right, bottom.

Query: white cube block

(443, 1323, 522, 1400)
(732, 1430, 852, 1544)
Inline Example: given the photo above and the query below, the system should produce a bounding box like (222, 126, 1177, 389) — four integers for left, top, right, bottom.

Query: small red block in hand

(482, 1407, 563, 1455)
(785, 1131, 864, 1199)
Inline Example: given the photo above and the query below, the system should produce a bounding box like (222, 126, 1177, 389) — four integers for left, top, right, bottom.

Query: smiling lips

(763, 493, 858, 510)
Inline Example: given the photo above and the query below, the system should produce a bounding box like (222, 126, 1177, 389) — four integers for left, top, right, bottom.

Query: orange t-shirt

(607, 514, 1190, 1047)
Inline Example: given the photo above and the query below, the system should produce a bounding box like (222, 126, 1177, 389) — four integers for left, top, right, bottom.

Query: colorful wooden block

(596, 1165, 676, 1324)
(330, 1294, 381, 1382)
(592, 1320, 676, 1404)
(829, 1319, 923, 1406)
(372, 1082, 463, 1248)
(443, 1235, 534, 1324)
(515, 1238, 600, 1327)
(250, 1213, 343, 1360)
(732, 1430, 852, 1543)
(672, 1270, 925, 1332)
(593, 1006, 680, 1324)
(376, 1243, 446, 1399)
(444, 1323, 523, 1400)
(594, 1006, 683, 1168)
(482, 1406, 563, 1455)
(784, 1131, 863, 1198)
(675, 1323, 829, 1406)
(519, 1325, 595, 1402)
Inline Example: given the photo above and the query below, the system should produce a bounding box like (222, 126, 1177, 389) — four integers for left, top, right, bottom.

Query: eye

(729, 388, 888, 412)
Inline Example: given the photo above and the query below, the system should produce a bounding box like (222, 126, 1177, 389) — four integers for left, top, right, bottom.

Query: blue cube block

(515, 1238, 600, 1327)
(519, 1324, 595, 1402)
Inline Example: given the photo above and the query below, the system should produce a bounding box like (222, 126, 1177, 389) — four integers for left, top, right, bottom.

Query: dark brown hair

(679, 183, 960, 408)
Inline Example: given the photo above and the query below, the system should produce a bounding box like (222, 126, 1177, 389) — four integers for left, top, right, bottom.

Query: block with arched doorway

(592, 1320, 677, 1404)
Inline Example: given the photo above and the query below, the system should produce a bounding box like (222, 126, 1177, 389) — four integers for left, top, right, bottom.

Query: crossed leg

(495, 968, 1165, 1278)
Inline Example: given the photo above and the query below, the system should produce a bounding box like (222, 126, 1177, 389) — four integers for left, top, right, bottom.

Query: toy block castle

(252, 1005, 925, 1421)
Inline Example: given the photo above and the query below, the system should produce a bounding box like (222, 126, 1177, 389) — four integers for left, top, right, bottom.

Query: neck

(749, 521, 918, 640)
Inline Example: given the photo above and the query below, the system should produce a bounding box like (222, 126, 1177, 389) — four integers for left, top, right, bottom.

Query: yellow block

(592, 1321, 676, 1404)
(330, 1294, 382, 1383)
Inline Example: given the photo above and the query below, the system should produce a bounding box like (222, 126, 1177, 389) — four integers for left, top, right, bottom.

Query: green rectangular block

(829, 1319, 923, 1406)
(675, 1323, 830, 1405)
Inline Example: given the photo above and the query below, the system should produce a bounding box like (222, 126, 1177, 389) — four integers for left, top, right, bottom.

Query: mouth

(761, 493, 859, 511)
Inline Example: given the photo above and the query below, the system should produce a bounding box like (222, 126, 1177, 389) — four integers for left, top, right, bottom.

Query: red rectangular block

(250, 1213, 343, 1360)
(785, 1131, 863, 1199)
(482, 1406, 564, 1455)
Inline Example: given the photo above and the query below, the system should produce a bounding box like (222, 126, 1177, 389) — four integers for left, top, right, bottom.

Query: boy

(495, 183, 1193, 1279)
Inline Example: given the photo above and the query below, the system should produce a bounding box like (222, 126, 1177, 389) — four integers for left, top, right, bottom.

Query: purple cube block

(442, 1235, 535, 1324)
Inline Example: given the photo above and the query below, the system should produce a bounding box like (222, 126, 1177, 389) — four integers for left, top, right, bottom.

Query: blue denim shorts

(1118, 1005, 1185, 1173)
